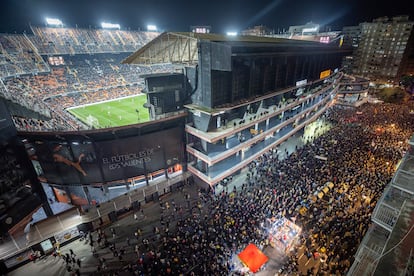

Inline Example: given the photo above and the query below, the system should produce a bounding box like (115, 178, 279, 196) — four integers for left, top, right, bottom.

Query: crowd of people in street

(38, 101, 412, 276)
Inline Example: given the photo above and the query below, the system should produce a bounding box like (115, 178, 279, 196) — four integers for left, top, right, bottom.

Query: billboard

(27, 127, 184, 185)
(296, 79, 307, 87)
(319, 36, 330, 44)
(319, 69, 331, 79)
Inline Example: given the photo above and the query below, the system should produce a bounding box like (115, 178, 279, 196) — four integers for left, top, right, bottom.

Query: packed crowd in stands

(30, 26, 159, 55)
(56, 102, 412, 275)
(45, 86, 143, 110)
(0, 34, 49, 78)
(0, 51, 177, 131)
(0, 27, 170, 132)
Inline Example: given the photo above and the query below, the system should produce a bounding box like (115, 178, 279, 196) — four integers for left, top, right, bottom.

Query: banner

(319, 69, 331, 79)
(27, 127, 183, 185)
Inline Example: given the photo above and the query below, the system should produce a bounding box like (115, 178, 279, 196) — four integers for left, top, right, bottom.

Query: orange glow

(238, 244, 269, 273)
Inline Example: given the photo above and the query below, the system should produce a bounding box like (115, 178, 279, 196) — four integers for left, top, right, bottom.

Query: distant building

(341, 26, 362, 74)
(245, 23, 342, 47)
(241, 25, 270, 36)
(288, 22, 319, 36)
(352, 15, 414, 80)
(399, 25, 414, 77)
(342, 25, 362, 48)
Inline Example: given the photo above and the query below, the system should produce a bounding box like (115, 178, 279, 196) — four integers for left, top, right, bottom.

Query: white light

(226, 31, 237, 36)
(46, 18, 63, 26)
(147, 25, 157, 31)
(101, 22, 120, 29)
(302, 27, 318, 33)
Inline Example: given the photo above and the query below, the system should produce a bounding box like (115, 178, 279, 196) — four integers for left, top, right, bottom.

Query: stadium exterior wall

(17, 114, 187, 207)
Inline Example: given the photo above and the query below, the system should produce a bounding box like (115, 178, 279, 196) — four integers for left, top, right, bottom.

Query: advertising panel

(52, 142, 82, 184)
(96, 137, 147, 182)
(160, 127, 183, 167)
(30, 140, 65, 184)
(319, 69, 331, 79)
(54, 226, 80, 244)
(295, 79, 307, 87)
(96, 127, 183, 181)
(26, 127, 184, 185)
(4, 250, 32, 269)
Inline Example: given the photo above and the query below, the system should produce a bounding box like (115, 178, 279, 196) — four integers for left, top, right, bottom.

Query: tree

(400, 75, 414, 97)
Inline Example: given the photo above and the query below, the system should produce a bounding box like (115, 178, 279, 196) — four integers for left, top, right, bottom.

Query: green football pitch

(67, 95, 149, 128)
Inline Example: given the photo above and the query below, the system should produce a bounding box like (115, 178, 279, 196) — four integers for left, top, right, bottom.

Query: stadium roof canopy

(123, 32, 345, 65)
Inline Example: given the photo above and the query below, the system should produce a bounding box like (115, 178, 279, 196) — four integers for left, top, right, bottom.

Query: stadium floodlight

(302, 26, 319, 34)
(147, 24, 157, 31)
(226, 31, 238, 36)
(101, 22, 121, 29)
(46, 18, 63, 26)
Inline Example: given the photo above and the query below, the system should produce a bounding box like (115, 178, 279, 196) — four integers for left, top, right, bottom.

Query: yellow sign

(320, 69, 331, 79)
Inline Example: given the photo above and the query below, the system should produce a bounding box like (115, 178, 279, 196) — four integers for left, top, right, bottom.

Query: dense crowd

(30, 26, 159, 55)
(57, 102, 412, 276)
(0, 34, 49, 78)
(0, 27, 158, 79)
(0, 27, 175, 132)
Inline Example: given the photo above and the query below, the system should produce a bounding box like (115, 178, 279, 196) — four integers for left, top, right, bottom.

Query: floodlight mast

(147, 25, 157, 31)
(226, 31, 238, 36)
(101, 22, 121, 29)
(46, 18, 63, 26)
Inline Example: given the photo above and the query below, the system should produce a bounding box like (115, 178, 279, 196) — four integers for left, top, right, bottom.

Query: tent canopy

(238, 243, 269, 273)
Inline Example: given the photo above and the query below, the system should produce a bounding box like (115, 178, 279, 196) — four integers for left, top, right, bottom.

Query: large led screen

(27, 127, 183, 185)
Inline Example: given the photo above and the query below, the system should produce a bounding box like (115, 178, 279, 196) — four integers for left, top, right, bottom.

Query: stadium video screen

(28, 127, 183, 185)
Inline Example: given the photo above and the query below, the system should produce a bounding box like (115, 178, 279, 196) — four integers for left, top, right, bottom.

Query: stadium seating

(0, 26, 179, 132)
(0, 34, 49, 78)
(29, 27, 159, 55)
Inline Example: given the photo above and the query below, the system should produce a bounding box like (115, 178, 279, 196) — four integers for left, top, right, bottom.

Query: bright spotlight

(147, 24, 157, 31)
(101, 22, 121, 29)
(45, 18, 63, 26)
(226, 31, 237, 36)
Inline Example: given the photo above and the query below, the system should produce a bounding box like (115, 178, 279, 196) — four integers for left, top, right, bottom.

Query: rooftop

(123, 32, 349, 65)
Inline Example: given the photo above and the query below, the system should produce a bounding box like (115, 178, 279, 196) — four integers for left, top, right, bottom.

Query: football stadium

(0, 13, 413, 276)
(67, 94, 149, 128)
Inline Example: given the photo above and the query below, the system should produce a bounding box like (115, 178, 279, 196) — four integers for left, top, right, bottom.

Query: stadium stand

(0, 26, 182, 132)
(0, 34, 49, 78)
(29, 26, 159, 55)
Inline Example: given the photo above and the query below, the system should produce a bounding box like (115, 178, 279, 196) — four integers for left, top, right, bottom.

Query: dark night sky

(1, 0, 413, 34)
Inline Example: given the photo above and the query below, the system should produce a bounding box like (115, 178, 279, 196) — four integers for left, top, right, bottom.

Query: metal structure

(123, 32, 199, 65)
